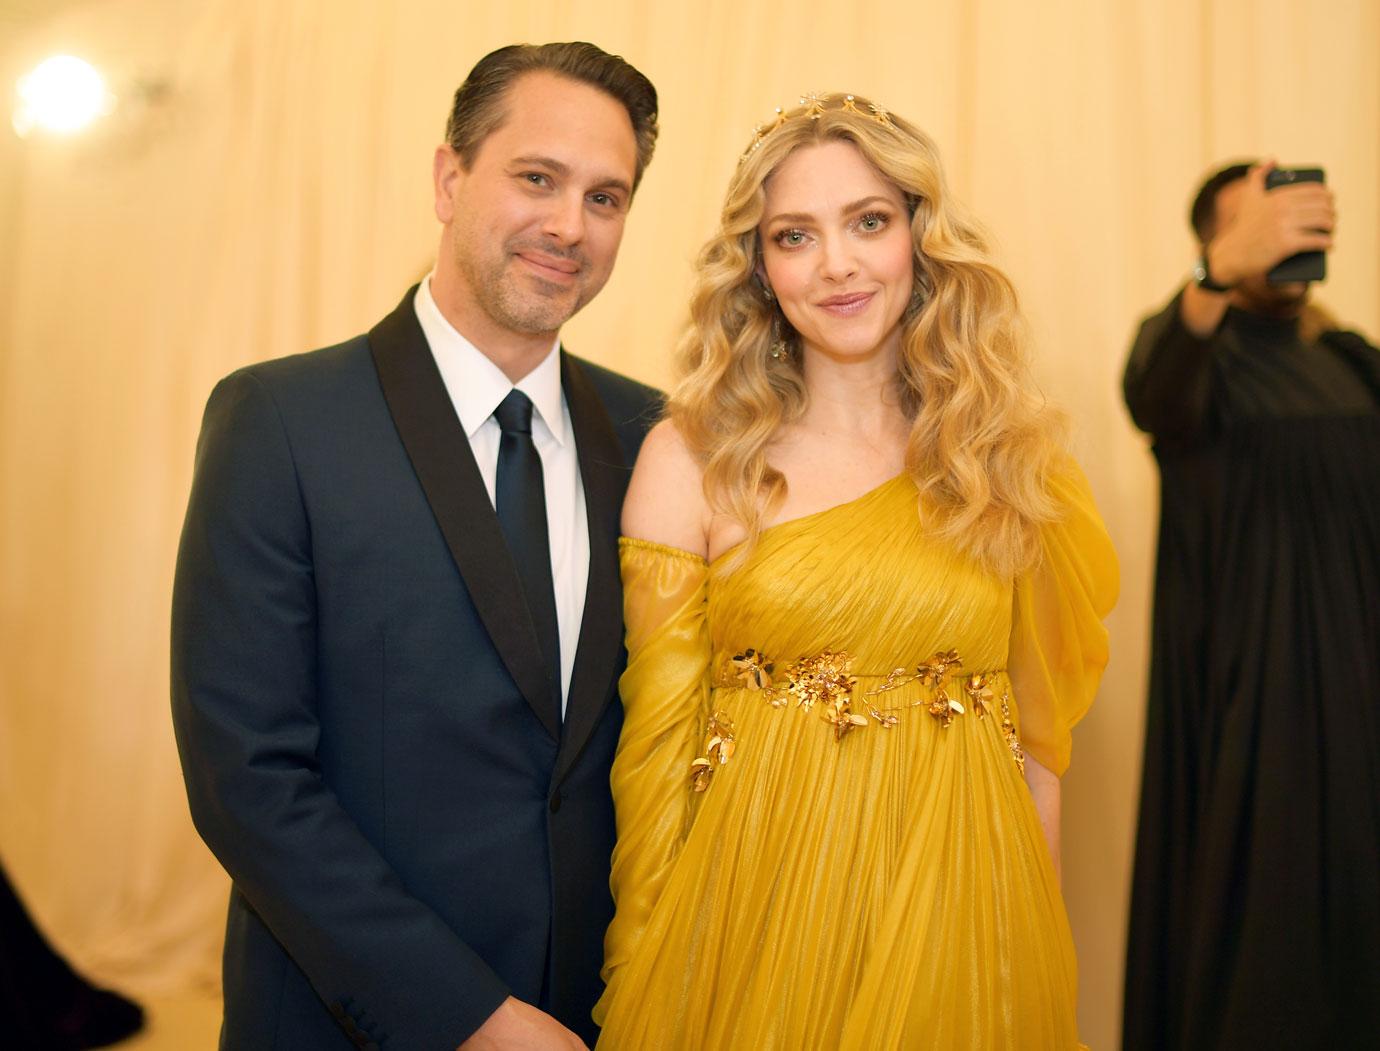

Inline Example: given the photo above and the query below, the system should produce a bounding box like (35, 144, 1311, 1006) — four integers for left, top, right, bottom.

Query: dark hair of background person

(1189, 161, 1255, 243)
(445, 41, 660, 191)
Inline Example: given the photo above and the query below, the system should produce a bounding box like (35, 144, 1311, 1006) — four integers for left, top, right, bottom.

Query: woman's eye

(858, 212, 888, 232)
(776, 229, 807, 247)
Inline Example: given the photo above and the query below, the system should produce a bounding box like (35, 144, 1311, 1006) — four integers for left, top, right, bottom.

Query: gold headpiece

(740, 93, 896, 161)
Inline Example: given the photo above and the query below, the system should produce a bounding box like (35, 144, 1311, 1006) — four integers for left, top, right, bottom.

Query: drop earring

(770, 315, 786, 360)
(761, 284, 787, 361)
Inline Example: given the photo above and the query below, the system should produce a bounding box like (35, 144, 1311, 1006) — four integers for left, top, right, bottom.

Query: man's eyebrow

(511, 155, 571, 175)
(511, 155, 632, 197)
(763, 196, 893, 227)
(593, 176, 633, 197)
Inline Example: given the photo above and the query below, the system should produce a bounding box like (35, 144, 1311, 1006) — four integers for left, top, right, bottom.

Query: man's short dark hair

(1190, 161, 1254, 243)
(445, 42, 659, 192)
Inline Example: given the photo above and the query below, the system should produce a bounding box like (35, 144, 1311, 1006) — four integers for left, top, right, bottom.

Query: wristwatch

(1192, 255, 1234, 293)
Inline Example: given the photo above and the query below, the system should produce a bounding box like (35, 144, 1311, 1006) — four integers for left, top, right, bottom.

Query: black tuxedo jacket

(171, 288, 660, 1050)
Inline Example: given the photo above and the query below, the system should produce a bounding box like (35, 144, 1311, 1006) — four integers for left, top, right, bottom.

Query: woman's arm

(1023, 753, 1062, 883)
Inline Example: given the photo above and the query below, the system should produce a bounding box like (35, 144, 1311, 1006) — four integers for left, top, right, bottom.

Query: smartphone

(1264, 167, 1326, 284)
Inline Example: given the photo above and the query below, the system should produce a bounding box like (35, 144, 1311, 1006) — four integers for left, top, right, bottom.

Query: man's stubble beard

(456, 237, 592, 337)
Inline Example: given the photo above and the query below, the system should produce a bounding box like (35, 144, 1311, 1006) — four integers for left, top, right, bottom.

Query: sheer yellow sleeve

(1007, 459, 1120, 777)
(593, 537, 711, 1026)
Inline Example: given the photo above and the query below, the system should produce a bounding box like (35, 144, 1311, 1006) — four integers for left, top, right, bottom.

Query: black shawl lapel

(554, 353, 631, 785)
(368, 288, 560, 741)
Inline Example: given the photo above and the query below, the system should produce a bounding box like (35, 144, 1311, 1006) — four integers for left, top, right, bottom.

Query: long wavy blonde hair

(668, 93, 1066, 579)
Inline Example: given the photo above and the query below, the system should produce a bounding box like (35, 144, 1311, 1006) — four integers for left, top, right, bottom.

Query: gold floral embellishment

(778, 650, 865, 739)
(998, 691, 1025, 774)
(717, 650, 864, 740)
(916, 649, 963, 686)
(690, 710, 736, 793)
(917, 650, 965, 727)
(822, 696, 868, 741)
(863, 650, 967, 728)
(711, 646, 1021, 768)
(964, 673, 995, 719)
(926, 683, 965, 728)
(778, 650, 856, 713)
(728, 649, 775, 691)
(688, 758, 713, 792)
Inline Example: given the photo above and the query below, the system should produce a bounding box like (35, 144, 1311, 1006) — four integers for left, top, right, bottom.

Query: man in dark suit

(171, 42, 661, 1051)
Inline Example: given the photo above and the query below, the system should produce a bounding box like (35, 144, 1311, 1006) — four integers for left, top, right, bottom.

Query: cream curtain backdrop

(1, 1, 1376, 1047)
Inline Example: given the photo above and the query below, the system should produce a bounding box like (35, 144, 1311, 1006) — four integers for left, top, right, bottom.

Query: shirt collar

(413, 273, 567, 445)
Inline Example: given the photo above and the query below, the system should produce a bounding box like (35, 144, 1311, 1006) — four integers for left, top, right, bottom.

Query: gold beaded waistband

(691, 648, 1024, 793)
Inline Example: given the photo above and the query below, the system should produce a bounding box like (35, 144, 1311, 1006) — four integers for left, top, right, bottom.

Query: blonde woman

(593, 94, 1118, 1050)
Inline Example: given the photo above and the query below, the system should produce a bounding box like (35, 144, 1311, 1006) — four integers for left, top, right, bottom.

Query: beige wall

(2, 1, 1376, 1047)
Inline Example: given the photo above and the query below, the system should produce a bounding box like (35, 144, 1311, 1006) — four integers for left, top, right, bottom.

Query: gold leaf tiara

(741, 93, 895, 161)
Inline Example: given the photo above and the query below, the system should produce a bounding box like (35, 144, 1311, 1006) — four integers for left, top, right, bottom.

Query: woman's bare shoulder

(622, 419, 711, 557)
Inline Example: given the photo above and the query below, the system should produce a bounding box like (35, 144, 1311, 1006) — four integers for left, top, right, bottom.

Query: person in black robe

(0, 857, 144, 1049)
(1122, 161, 1380, 1049)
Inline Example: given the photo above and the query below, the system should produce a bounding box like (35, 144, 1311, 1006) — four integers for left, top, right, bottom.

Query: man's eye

(523, 173, 549, 187)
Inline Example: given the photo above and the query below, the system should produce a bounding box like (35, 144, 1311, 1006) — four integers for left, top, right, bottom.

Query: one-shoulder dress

(593, 465, 1118, 1050)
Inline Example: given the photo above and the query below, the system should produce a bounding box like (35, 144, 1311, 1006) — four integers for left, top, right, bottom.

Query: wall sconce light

(12, 54, 114, 138)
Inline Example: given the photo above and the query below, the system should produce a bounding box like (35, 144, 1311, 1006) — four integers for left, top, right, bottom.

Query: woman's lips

(816, 291, 874, 317)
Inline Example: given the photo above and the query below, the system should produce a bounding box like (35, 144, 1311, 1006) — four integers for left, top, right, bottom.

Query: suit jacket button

(549, 791, 562, 813)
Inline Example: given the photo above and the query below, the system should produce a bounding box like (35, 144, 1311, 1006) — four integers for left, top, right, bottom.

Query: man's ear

(434, 145, 463, 223)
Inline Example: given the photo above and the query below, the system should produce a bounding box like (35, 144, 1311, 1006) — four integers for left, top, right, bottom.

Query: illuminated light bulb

(13, 55, 113, 138)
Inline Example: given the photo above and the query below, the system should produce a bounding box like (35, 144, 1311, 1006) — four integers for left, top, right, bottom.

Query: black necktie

(493, 390, 561, 724)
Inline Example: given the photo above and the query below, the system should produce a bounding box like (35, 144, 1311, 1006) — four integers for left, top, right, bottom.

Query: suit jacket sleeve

(171, 369, 509, 1049)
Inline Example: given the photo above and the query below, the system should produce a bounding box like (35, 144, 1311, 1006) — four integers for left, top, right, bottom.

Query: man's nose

(541, 192, 586, 245)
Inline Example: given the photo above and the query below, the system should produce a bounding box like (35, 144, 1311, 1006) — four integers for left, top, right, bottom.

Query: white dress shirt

(413, 276, 588, 714)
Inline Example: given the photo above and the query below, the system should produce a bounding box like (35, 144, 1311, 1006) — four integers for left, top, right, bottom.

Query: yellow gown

(593, 464, 1118, 1050)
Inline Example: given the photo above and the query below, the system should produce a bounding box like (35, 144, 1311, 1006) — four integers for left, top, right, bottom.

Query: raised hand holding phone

(1264, 167, 1328, 283)
(1205, 162, 1334, 288)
